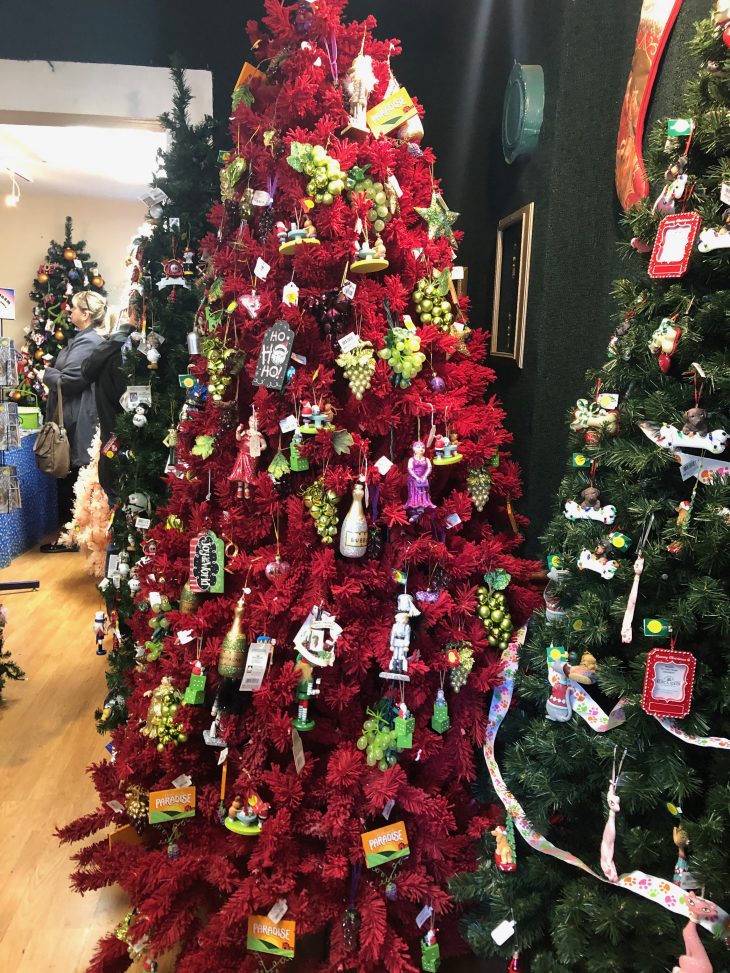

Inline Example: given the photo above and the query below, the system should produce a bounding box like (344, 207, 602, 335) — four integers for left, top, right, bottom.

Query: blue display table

(0, 432, 58, 567)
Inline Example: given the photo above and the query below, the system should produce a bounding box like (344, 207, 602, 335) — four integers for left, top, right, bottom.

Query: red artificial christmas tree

(59, 3, 541, 971)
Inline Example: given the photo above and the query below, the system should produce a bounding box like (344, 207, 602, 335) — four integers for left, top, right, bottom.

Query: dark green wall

(0, 0, 710, 554)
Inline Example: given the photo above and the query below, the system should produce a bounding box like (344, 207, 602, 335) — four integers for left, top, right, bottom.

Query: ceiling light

(4, 171, 20, 206)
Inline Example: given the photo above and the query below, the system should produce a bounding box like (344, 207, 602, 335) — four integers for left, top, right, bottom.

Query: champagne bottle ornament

(218, 589, 250, 678)
(340, 479, 368, 558)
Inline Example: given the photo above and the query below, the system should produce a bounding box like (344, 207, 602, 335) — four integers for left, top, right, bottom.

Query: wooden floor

(0, 544, 497, 973)
(0, 543, 168, 973)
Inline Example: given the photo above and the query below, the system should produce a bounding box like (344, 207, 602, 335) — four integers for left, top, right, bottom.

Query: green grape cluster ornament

(476, 570, 513, 649)
(201, 337, 246, 404)
(445, 641, 474, 692)
(140, 676, 187, 751)
(412, 272, 456, 333)
(347, 166, 397, 234)
(288, 142, 347, 205)
(336, 339, 376, 399)
(467, 463, 496, 512)
(303, 479, 341, 543)
(356, 707, 403, 772)
(378, 317, 426, 388)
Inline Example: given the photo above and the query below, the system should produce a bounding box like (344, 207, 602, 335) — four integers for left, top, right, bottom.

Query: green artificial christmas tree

(0, 605, 23, 696)
(453, 8, 730, 973)
(24, 215, 106, 374)
(96, 65, 218, 732)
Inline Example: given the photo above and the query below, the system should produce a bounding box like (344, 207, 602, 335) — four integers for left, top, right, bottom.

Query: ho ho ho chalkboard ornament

(253, 319, 295, 391)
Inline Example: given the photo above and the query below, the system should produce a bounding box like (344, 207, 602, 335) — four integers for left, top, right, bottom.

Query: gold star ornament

(415, 191, 459, 242)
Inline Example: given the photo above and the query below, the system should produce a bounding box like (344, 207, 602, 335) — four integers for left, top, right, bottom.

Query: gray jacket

(44, 326, 104, 468)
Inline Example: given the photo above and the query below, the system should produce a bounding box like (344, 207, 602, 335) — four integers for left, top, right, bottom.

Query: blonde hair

(72, 290, 107, 328)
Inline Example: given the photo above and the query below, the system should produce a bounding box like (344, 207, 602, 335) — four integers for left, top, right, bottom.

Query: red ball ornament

(723, 25, 730, 47)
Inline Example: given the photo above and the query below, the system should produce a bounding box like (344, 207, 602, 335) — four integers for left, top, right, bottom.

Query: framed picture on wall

(490, 202, 534, 368)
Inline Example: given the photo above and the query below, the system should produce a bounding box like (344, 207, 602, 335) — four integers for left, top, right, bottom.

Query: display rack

(0, 320, 39, 592)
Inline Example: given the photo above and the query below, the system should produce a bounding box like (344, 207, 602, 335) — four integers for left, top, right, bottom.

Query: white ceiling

(0, 123, 168, 200)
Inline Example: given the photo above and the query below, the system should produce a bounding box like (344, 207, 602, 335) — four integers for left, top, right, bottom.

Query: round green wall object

(502, 62, 545, 164)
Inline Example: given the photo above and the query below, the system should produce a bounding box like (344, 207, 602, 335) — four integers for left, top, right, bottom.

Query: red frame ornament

(642, 647, 696, 718)
(648, 212, 702, 279)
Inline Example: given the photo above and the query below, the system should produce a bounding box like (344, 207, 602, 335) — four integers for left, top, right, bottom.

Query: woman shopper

(39, 291, 106, 553)
(81, 304, 138, 504)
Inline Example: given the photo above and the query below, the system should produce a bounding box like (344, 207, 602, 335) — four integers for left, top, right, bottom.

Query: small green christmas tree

(453, 8, 730, 972)
(24, 215, 106, 372)
(97, 64, 218, 732)
(0, 605, 24, 697)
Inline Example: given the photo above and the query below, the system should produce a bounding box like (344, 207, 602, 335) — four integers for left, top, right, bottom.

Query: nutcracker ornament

(292, 655, 321, 731)
(380, 592, 421, 682)
(93, 610, 108, 656)
(342, 51, 377, 139)
(229, 407, 266, 499)
(507, 952, 523, 973)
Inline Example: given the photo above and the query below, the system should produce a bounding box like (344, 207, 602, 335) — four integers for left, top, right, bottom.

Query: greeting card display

(648, 212, 702, 279)
(641, 647, 696, 718)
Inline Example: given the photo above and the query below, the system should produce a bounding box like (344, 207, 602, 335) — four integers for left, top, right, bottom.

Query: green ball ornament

(477, 605, 490, 619)
(490, 610, 504, 624)
(366, 752, 377, 767)
(378, 759, 389, 772)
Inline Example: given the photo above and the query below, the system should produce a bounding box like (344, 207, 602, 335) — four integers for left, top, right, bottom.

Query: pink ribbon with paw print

(484, 630, 730, 936)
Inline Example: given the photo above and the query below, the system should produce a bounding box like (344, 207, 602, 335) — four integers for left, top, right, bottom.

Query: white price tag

(415, 905, 433, 928)
(239, 642, 271, 692)
(290, 352, 307, 365)
(374, 456, 394, 476)
(217, 747, 229, 765)
(680, 456, 700, 481)
(149, 591, 162, 608)
(74, 258, 84, 269)
(491, 919, 515, 945)
(451, 265, 465, 280)
(268, 899, 289, 923)
(337, 332, 360, 353)
(252, 190, 272, 207)
(135, 517, 151, 530)
(341, 280, 357, 300)
(107, 800, 125, 814)
(177, 629, 195, 645)
(279, 415, 298, 434)
(382, 799, 395, 821)
(596, 392, 620, 410)
(721, 182, 730, 206)
(172, 774, 192, 788)
(387, 174, 403, 198)
(292, 727, 306, 774)
(106, 554, 120, 577)
(254, 257, 271, 280)
(445, 513, 462, 529)
(282, 282, 299, 306)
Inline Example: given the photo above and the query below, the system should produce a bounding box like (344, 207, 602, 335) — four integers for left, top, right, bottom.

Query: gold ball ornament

(37, 272, 49, 284)
(63, 247, 77, 261)
(91, 273, 104, 287)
